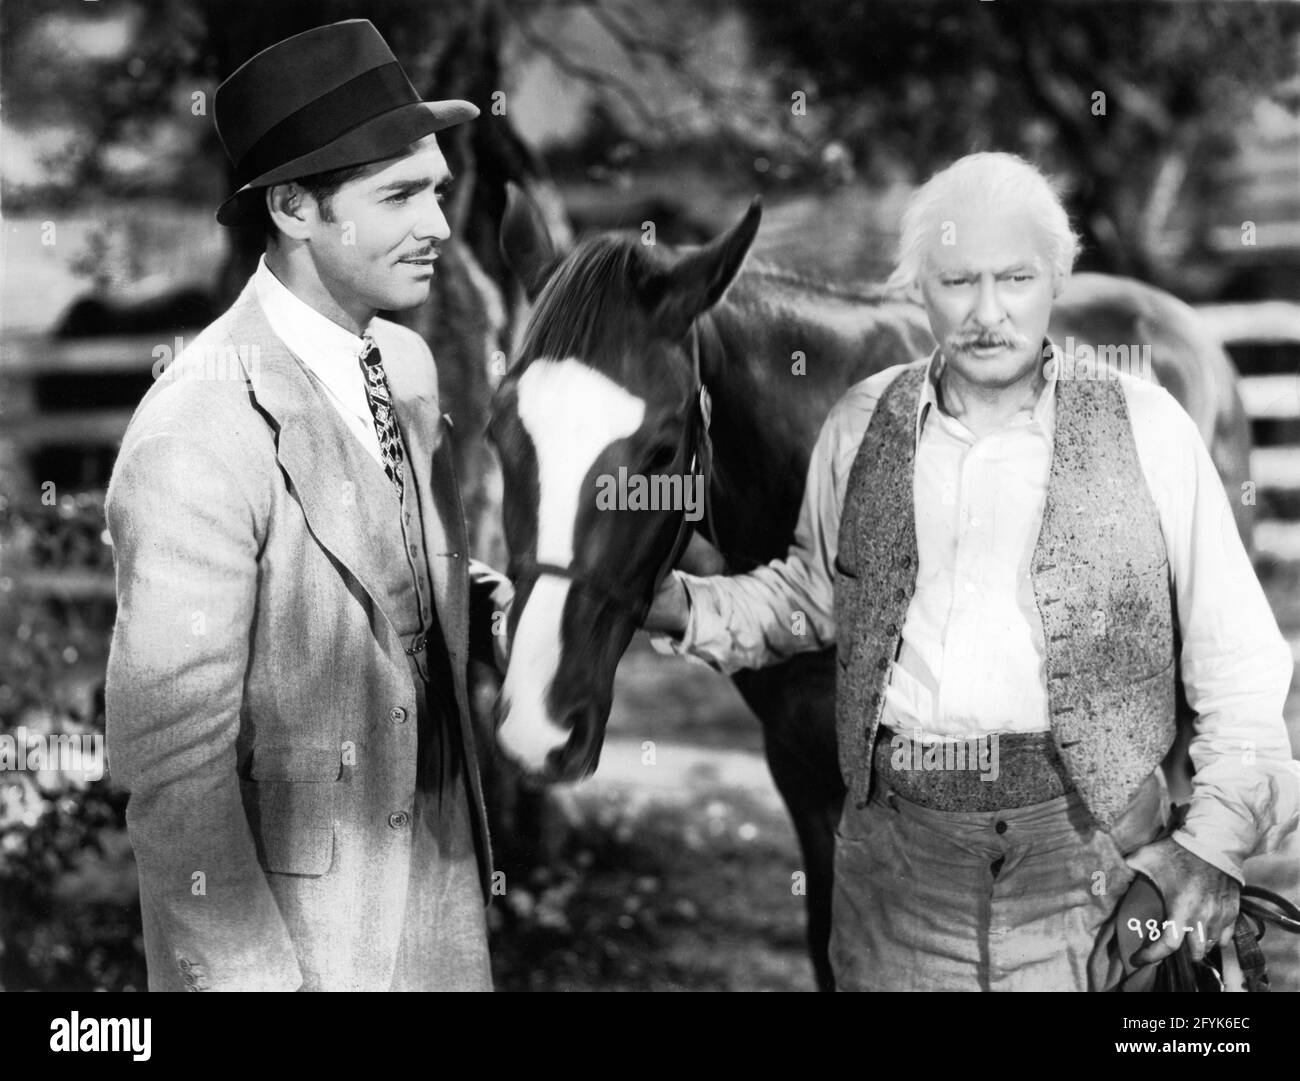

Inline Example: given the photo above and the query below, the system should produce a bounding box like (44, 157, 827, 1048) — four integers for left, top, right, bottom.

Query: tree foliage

(736, 0, 1300, 281)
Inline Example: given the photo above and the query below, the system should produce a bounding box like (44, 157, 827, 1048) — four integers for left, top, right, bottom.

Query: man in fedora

(105, 19, 510, 991)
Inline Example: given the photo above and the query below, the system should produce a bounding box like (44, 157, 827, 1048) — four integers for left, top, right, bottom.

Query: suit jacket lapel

(227, 283, 411, 640)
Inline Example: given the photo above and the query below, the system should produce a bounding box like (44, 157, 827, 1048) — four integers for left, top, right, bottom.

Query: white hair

(884, 152, 1081, 294)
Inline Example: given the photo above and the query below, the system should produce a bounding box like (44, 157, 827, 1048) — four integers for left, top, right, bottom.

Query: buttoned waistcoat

(833, 361, 1176, 827)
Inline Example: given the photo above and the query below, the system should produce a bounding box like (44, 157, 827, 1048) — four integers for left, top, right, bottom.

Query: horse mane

(516, 232, 664, 368)
(517, 232, 912, 374)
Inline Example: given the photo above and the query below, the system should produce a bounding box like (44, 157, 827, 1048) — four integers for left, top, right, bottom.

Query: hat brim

(216, 98, 479, 226)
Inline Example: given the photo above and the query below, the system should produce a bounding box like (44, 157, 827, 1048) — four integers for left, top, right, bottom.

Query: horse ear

(500, 182, 558, 301)
(655, 197, 762, 335)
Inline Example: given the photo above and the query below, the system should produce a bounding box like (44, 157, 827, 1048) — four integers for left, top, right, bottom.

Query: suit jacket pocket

(240, 778, 335, 876)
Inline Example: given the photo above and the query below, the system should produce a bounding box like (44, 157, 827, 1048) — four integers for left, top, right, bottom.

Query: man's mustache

(944, 328, 1031, 353)
(399, 246, 441, 261)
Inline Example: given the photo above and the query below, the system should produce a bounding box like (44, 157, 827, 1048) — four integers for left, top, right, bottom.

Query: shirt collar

(253, 255, 378, 424)
(915, 338, 1061, 446)
(253, 254, 375, 364)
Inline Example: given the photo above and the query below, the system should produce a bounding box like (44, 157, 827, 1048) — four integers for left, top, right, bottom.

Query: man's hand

(1126, 837, 1240, 965)
(644, 572, 689, 635)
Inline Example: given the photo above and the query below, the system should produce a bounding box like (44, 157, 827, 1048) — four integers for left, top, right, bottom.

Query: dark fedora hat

(213, 19, 479, 226)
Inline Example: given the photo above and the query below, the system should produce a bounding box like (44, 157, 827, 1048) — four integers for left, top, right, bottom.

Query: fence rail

(1, 332, 189, 376)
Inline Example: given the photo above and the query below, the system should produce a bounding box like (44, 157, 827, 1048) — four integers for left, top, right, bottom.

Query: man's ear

(266, 183, 312, 242)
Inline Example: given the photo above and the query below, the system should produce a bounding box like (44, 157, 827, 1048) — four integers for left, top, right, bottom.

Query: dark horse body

(493, 191, 1253, 990)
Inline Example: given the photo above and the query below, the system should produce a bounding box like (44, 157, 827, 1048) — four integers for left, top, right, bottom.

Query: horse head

(490, 184, 761, 781)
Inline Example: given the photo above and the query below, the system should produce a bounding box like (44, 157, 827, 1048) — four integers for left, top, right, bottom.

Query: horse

(488, 184, 1254, 991)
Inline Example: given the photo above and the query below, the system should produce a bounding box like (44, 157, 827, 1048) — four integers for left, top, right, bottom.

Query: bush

(0, 484, 144, 991)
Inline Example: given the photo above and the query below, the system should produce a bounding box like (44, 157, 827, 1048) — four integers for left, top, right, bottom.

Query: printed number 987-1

(1127, 918, 1206, 943)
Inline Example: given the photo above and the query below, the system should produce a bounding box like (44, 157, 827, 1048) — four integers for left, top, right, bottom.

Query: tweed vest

(833, 360, 1176, 828)
(394, 482, 436, 659)
(396, 476, 467, 737)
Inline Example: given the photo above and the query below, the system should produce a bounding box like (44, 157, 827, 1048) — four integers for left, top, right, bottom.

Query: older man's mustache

(945, 328, 1032, 353)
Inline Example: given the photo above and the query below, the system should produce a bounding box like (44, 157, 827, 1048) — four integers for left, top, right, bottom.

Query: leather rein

(509, 323, 717, 624)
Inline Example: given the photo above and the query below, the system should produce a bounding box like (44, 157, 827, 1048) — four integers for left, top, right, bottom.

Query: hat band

(235, 62, 420, 187)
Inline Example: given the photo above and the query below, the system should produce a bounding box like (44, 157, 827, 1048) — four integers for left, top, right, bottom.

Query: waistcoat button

(389, 811, 411, 829)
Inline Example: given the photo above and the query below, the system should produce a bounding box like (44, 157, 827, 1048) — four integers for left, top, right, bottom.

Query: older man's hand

(1126, 837, 1240, 965)
(644, 571, 690, 635)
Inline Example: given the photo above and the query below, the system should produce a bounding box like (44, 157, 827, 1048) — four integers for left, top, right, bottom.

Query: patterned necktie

(358, 337, 405, 500)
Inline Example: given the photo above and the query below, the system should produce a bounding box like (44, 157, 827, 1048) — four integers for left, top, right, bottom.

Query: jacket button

(389, 707, 407, 724)
(876, 657, 889, 671)
(894, 588, 907, 601)
(389, 811, 411, 829)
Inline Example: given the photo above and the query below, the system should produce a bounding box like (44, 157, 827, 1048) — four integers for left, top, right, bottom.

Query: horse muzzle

(494, 694, 608, 784)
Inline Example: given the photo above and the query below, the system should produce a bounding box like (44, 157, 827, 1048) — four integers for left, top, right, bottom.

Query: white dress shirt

(252, 255, 383, 466)
(669, 347, 1299, 880)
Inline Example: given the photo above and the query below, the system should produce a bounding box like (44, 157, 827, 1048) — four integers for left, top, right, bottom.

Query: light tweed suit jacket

(105, 276, 505, 991)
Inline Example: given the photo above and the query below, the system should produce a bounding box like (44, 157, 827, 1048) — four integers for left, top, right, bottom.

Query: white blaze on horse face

(497, 358, 647, 771)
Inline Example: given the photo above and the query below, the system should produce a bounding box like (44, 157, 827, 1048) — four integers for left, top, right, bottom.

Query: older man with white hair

(647, 151, 1298, 991)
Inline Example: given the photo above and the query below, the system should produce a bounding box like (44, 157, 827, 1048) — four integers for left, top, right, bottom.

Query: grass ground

(489, 761, 814, 991)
